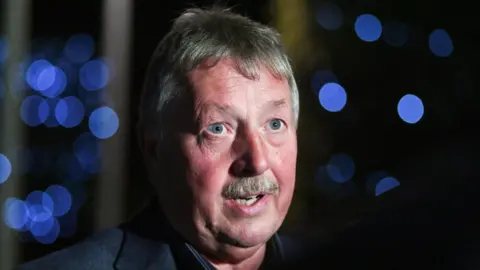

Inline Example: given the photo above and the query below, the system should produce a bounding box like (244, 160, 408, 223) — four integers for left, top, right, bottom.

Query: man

(19, 6, 301, 270)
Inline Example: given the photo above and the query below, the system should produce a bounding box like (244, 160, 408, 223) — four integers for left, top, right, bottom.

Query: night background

(0, 0, 479, 268)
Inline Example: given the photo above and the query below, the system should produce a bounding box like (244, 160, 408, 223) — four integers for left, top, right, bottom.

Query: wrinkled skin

(143, 59, 297, 269)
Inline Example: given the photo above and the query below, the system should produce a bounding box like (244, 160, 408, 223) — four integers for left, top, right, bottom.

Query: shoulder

(17, 229, 124, 270)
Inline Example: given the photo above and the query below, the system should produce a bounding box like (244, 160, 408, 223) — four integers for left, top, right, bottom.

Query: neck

(205, 243, 267, 270)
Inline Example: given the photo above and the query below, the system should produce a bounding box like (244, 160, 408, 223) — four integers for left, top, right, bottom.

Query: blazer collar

(113, 199, 285, 270)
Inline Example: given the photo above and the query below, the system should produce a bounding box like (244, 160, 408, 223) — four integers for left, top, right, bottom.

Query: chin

(221, 214, 281, 248)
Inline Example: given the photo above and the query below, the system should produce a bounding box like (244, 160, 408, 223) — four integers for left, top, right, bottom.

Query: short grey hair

(138, 7, 300, 137)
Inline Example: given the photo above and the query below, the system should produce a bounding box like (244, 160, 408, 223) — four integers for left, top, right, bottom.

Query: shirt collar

(117, 198, 285, 270)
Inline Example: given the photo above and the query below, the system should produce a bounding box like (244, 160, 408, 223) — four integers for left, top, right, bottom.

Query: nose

(230, 133, 269, 177)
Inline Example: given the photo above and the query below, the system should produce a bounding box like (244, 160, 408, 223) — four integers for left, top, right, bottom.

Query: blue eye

(206, 123, 225, 134)
(268, 119, 283, 130)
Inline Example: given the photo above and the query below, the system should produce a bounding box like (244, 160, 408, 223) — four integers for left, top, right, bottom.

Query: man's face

(152, 58, 297, 256)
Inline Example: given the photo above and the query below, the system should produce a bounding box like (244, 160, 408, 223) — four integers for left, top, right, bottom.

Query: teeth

(234, 196, 259, 206)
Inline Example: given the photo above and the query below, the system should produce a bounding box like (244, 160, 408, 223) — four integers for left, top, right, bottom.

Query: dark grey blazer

(17, 200, 303, 270)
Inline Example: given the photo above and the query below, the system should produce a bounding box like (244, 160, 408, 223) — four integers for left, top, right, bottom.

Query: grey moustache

(222, 176, 279, 199)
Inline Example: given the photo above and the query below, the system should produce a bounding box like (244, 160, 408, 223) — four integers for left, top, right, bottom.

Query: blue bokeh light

(326, 153, 355, 183)
(318, 82, 347, 112)
(355, 14, 382, 42)
(429, 29, 454, 57)
(89, 106, 119, 139)
(315, 166, 357, 200)
(55, 96, 85, 128)
(64, 34, 95, 64)
(26, 59, 56, 91)
(311, 70, 338, 94)
(40, 67, 67, 98)
(0, 153, 12, 184)
(26, 191, 54, 216)
(28, 205, 54, 237)
(34, 217, 60, 244)
(375, 177, 400, 196)
(3, 198, 29, 230)
(79, 59, 110, 91)
(316, 3, 343, 31)
(73, 132, 101, 174)
(44, 185, 72, 217)
(20, 95, 50, 127)
(397, 94, 424, 124)
(383, 21, 408, 47)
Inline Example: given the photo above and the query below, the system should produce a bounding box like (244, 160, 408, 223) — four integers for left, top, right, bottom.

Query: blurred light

(315, 2, 343, 31)
(318, 82, 347, 112)
(315, 166, 357, 200)
(375, 177, 400, 196)
(64, 34, 95, 64)
(311, 70, 338, 94)
(79, 59, 109, 91)
(326, 153, 355, 183)
(73, 132, 101, 174)
(429, 29, 453, 57)
(28, 206, 54, 237)
(0, 36, 7, 62)
(20, 95, 49, 127)
(0, 153, 12, 184)
(382, 21, 408, 47)
(355, 14, 382, 42)
(34, 217, 59, 244)
(26, 59, 56, 91)
(89, 106, 119, 139)
(55, 96, 85, 128)
(44, 98, 60, 127)
(25, 191, 54, 237)
(397, 94, 424, 124)
(366, 171, 389, 192)
(44, 185, 72, 217)
(40, 67, 67, 98)
(26, 191, 54, 217)
(3, 198, 29, 230)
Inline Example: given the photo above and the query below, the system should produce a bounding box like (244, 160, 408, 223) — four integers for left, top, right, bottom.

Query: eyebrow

(264, 98, 287, 111)
(202, 99, 287, 117)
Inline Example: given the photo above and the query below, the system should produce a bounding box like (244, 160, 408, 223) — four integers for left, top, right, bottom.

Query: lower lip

(225, 195, 272, 216)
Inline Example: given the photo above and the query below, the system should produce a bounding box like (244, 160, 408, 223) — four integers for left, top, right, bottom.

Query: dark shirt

(18, 199, 302, 270)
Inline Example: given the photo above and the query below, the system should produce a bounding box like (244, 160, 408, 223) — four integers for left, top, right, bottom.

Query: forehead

(187, 59, 291, 105)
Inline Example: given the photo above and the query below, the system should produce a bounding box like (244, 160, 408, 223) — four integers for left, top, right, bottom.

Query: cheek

(183, 145, 231, 201)
(272, 143, 297, 191)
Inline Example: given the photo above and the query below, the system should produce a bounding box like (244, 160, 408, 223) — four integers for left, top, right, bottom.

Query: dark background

(0, 0, 478, 266)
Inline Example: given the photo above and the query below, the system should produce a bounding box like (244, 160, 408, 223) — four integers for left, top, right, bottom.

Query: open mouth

(232, 194, 265, 206)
